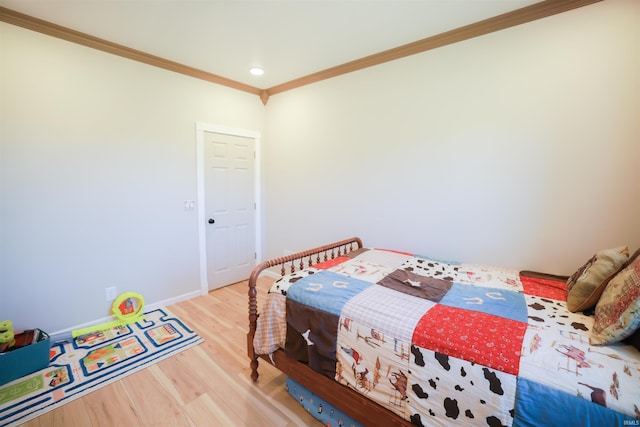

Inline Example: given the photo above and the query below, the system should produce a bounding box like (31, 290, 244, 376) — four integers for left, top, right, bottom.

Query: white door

(203, 131, 255, 290)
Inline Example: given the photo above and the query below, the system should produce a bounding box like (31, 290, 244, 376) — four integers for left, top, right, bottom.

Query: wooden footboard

(247, 237, 411, 426)
(247, 236, 362, 380)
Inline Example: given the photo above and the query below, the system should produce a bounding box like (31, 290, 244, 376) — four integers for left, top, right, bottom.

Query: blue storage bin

(0, 329, 50, 386)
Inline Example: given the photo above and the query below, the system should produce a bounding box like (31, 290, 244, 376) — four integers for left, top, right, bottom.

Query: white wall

(1, 0, 638, 335)
(0, 23, 265, 333)
(263, 0, 640, 274)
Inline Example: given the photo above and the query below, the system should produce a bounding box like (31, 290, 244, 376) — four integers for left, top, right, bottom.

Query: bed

(247, 237, 640, 426)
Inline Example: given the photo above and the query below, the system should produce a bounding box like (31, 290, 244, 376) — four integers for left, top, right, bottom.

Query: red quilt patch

(520, 275, 567, 301)
(372, 248, 414, 256)
(311, 256, 351, 269)
(412, 304, 526, 376)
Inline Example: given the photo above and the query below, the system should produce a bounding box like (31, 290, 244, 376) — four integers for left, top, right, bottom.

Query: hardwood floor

(21, 278, 321, 427)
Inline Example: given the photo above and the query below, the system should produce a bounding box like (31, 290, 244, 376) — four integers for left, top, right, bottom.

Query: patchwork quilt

(254, 248, 640, 426)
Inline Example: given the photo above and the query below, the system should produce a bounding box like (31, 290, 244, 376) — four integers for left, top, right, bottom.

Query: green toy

(72, 292, 145, 338)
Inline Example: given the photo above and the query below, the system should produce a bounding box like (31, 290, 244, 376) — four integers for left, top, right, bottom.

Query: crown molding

(0, 6, 263, 98)
(1, 0, 601, 106)
(264, 0, 602, 97)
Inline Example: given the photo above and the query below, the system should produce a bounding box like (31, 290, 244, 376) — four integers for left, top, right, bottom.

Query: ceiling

(0, 0, 543, 90)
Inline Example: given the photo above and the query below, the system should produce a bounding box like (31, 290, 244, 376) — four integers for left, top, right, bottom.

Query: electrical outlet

(105, 286, 117, 302)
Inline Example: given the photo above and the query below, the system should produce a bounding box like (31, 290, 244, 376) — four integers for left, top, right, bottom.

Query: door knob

(208, 218, 215, 224)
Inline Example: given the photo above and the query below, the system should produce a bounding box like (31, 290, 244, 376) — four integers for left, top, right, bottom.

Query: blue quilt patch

(439, 282, 528, 323)
(287, 270, 373, 316)
(513, 377, 633, 427)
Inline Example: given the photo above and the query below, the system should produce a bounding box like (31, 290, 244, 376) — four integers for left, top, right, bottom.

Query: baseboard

(48, 290, 201, 344)
(262, 269, 280, 280)
(145, 290, 201, 312)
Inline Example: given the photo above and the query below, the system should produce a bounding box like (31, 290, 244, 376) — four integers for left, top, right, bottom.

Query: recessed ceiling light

(249, 67, 264, 76)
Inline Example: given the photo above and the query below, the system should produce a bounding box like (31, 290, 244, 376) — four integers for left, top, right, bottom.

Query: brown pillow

(566, 246, 629, 312)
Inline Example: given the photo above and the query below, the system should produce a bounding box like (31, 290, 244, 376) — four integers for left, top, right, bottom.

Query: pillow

(566, 246, 629, 312)
(590, 248, 640, 345)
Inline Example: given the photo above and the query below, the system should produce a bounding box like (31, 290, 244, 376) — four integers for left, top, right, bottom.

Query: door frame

(195, 122, 262, 295)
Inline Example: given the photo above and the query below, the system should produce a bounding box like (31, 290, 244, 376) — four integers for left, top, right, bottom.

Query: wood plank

(83, 380, 143, 427)
(183, 393, 237, 426)
(19, 280, 321, 426)
(120, 366, 190, 425)
(20, 397, 90, 427)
